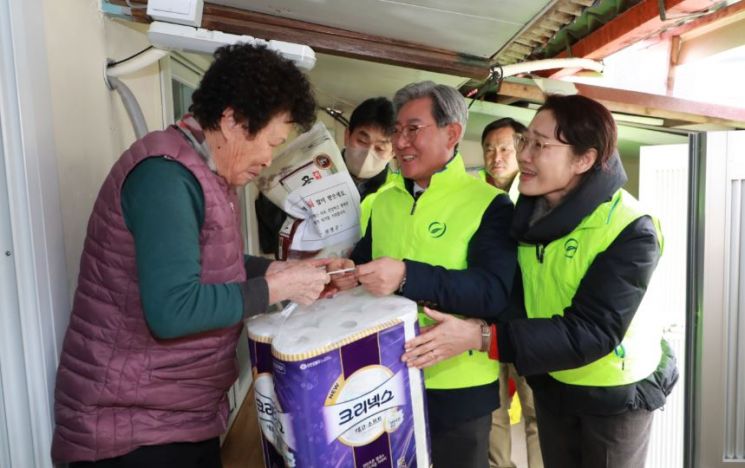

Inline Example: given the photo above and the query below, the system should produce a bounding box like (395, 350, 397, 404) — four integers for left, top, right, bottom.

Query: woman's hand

(401, 308, 482, 369)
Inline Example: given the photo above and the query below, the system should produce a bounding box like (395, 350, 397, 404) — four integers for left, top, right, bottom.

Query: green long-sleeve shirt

(121, 157, 270, 339)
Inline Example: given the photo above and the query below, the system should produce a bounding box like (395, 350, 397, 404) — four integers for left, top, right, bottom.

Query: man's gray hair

(393, 81, 468, 142)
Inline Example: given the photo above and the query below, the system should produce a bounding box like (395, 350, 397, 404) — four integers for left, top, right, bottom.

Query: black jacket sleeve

(350, 219, 373, 265)
(499, 216, 661, 376)
(402, 194, 516, 319)
(255, 192, 286, 257)
(244, 255, 273, 278)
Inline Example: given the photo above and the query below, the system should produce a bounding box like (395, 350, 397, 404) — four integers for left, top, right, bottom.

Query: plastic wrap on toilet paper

(247, 312, 288, 468)
(270, 288, 431, 468)
(255, 122, 361, 260)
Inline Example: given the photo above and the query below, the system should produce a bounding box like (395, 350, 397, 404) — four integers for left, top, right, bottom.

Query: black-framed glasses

(392, 124, 433, 142)
(513, 133, 572, 154)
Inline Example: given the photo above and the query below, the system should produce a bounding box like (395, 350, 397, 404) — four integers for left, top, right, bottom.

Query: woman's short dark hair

(538, 94, 617, 169)
(480, 117, 527, 145)
(190, 44, 316, 135)
(348, 97, 395, 136)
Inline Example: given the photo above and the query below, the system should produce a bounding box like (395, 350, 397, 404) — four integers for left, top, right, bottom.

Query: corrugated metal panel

(724, 179, 745, 460)
(0, 367, 10, 468)
(494, 0, 595, 64)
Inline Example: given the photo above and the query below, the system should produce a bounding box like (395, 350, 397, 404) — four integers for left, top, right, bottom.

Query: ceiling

(213, 0, 552, 59)
(116, 0, 745, 128)
(308, 53, 466, 110)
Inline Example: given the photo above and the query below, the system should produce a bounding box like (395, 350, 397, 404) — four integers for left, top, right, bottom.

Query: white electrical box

(146, 0, 204, 28)
(148, 22, 317, 71)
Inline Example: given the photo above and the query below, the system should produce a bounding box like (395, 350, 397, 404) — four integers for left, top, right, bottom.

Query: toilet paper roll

(247, 312, 289, 468)
(271, 288, 431, 468)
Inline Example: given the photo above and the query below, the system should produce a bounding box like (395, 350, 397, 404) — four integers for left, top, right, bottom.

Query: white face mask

(345, 146, 390, 179)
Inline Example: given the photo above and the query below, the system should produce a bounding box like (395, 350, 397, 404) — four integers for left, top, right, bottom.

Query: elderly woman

(403, 94, 678, 468)
(52, 44, 330, 467)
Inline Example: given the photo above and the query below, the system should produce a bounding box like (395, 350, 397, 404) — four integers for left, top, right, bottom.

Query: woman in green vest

(402, 94, 678, 468)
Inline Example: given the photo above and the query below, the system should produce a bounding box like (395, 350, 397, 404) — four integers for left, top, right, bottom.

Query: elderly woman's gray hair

(393, 81, 468, 142)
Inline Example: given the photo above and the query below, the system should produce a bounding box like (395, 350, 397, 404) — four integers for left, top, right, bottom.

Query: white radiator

(639, 145, 689, 467)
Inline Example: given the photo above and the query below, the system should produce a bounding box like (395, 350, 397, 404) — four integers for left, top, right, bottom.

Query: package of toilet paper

(247, 312, 289, 468)
(270, 288, 431, 468)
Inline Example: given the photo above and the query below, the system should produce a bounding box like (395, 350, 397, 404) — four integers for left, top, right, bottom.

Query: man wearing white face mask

(256, 97, 395, 257)
(342, 96, 396, 195)
(343, 97, 396, 235)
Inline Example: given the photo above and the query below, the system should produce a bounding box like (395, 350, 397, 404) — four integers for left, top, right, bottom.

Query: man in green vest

(329, 81, 517, 468)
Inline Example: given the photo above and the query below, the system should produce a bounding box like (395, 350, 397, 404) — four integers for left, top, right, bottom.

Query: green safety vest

(477, 168, 487, 182)
(476, 168, 520, 203)
(370, 154, 503, 390)
(519, 189, 664, 387)
(359, 170, 395, 236)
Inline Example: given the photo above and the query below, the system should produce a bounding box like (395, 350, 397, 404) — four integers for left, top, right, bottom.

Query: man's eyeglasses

(392, 124, 433, 142)
(513, 133, 572, 154)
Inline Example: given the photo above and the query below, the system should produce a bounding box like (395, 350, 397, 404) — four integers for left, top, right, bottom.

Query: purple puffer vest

(52, 126, 246, 462)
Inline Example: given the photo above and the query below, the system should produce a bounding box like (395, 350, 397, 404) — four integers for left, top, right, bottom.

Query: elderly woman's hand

(266, 258, 331, 305)
(325, 258, 358, 293)
(401, 308, 483, 369)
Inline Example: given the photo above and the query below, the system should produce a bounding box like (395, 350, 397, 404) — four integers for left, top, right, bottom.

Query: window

(160, 52, 209, 126)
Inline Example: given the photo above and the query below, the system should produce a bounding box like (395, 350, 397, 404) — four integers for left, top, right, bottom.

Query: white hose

(104, 48, 169, 139)
(500, 58, 604, 77)
(106, 48, 169, 78)
(107, 77, 148, 139)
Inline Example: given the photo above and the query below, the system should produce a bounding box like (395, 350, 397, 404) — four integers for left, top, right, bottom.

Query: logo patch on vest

(428, 221, 447, 238)
(564, 238, 578, 258)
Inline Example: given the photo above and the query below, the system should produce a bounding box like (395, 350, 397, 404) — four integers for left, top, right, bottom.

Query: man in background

(479, 117, 524, 201)
(256, 97, 395, 256)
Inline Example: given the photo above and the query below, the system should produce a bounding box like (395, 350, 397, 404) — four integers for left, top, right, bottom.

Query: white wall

(43, 1, 164, 296)
(459, 138, 485, 169)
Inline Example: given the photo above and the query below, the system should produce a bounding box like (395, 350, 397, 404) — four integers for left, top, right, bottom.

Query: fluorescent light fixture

(533, 77, 578, 96)
(525, 103, 662, 126)
(147, 21, 317, 71)
(611, 113, 664, 126)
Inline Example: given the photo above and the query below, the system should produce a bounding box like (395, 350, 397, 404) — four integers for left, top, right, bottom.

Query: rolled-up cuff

(497, 323, 517, 365)
(244, 255, 273, 279)
(241, 277, 269, 318)
(488, 324, 500, 361)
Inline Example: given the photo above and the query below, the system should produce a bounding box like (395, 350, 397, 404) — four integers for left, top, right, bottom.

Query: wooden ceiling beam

(550, 0, 717, 60)
(109, 0, 491, 80)
(495, 78, 745, 128)
(508, 43, 534, 55)
(661, 0, 745, 39)
(557, 4, 585, 17)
